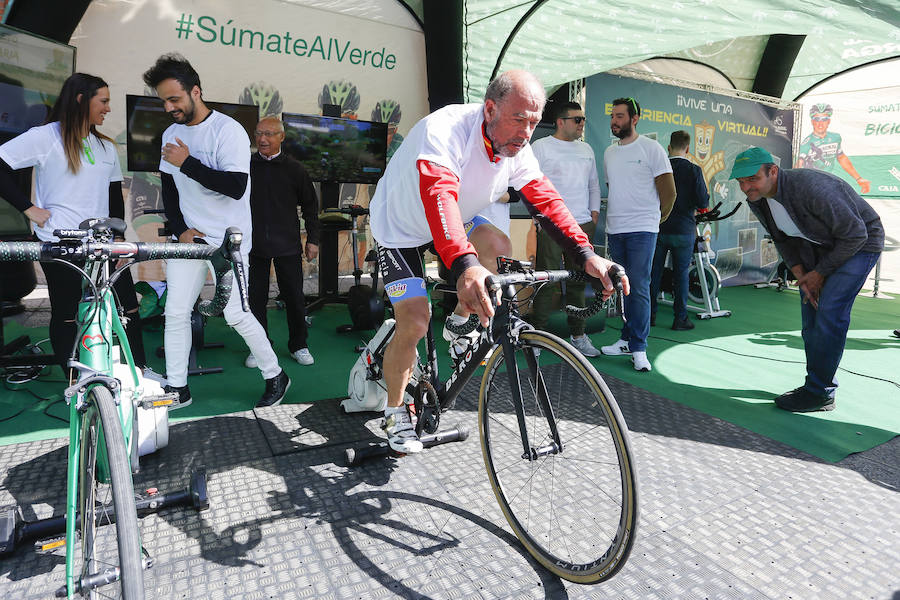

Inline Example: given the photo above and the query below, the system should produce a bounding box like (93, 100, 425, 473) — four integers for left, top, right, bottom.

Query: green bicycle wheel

(77, 385, 144, 599)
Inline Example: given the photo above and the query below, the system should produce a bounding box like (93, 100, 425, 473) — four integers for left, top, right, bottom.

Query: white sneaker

(245, 354, 258, 369)
(569, 335, 601, 357)
(141, 367, 168, 386)
(442, 315, 480, 359)
(601, 339, 631, 356)
(382, 407, 423, 453)
(292, 348, 314, 365)
(631, 351, 652, 372)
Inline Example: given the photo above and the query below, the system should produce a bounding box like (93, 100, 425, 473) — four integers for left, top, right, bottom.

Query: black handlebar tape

(0, 241, 42, 262)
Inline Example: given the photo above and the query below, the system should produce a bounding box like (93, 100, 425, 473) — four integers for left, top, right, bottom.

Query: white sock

(385, 405, 406, 416)
(447, 313, 468, 325)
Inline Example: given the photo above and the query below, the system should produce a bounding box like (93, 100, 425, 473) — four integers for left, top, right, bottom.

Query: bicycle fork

(500, 335, 563, 461)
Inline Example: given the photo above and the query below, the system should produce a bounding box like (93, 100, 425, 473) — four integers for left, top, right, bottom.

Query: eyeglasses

(254, 130, 281, 137)
(810, 116, 830, 122)
(625, 97, 640, 116)
(560, 116, 586, 124)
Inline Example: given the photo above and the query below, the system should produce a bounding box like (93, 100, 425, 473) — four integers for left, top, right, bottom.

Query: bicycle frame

(372, 279, 558, 459)
(63, 259, 141, 597)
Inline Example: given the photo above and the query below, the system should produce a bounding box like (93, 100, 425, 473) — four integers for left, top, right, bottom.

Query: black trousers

(40, 260, 147, 368)
(248, 253, 308, 353)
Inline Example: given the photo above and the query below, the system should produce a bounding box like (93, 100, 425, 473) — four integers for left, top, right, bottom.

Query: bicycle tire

(479, 330, 638, 584)
(78, 386, 145, 599)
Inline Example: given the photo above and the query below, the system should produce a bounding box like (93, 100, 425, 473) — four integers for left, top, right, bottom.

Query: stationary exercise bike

(658, 201, 739, 320)
(321, 204, 385, 333)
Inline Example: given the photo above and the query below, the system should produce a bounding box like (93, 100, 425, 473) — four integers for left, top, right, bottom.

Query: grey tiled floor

(0, 376, 897, 599)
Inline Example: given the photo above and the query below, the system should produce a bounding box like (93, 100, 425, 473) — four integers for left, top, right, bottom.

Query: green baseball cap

(730, 147, 774, 179)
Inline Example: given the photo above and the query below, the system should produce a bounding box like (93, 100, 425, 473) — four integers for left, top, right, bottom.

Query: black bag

(347, 284, 384, 331)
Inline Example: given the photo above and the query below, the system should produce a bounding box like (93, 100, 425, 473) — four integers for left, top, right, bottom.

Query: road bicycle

(347, 257, 638, 584)
(0, 218, 247, 599)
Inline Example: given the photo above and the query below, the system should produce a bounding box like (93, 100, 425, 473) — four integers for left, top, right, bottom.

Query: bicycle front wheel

(479, 330, 638, 584)
(78, 386, 145, 599)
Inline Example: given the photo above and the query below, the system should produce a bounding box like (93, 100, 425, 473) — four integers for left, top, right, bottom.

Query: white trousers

(164, 256, 281, 387)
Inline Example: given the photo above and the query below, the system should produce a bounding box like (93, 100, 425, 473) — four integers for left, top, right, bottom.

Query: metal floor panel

(1, 374, 898, 599)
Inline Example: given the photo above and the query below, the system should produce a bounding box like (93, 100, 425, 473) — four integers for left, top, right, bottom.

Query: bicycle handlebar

(0, 226, 248, 318)
(441, 264, 628, 336)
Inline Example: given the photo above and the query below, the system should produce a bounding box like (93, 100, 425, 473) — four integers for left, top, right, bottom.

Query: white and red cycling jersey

(369, 103, 594, 281)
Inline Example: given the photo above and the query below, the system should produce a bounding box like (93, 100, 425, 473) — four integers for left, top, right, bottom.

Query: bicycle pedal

(36, 535, 66, 554)
(139, 392, 179, 409)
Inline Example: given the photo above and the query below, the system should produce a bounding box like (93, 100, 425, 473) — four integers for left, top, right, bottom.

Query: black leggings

(40, 260, 147, 369)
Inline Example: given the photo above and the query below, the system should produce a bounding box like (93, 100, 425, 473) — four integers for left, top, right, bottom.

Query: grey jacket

(747, 168, 884, 277)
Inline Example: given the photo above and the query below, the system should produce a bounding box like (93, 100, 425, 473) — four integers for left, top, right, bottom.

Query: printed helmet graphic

(239, 82, 283, 118)
(371, 99, 401, 125)
(809, 103, 833, 118)
(318, 80, 360, 115)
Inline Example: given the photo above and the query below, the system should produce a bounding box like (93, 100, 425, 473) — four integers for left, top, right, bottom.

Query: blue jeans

(649, 233, 695, 322)
(607, 232, 657, 353)
(800, 251, 880, 398)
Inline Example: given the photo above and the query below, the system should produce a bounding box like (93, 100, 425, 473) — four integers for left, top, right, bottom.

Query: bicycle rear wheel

(78, 386, 144, 599)
(479, 330, 637, 584)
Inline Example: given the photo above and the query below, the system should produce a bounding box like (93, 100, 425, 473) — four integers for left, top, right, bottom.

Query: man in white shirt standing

(600, 97, 675, 372)
(142, 53, 290, 408)
(530, 101, 602, 356)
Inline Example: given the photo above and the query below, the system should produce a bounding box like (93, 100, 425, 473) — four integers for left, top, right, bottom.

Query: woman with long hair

(0, 72, 159, 379)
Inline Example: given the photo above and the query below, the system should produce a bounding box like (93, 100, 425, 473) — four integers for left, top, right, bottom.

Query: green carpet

(1, 286, 898, 461)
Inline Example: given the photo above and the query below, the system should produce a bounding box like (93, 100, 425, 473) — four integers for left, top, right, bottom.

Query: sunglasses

(625, 97, 640, 116)
(811, 116, 830, 122)
(561, 116, 586, 124)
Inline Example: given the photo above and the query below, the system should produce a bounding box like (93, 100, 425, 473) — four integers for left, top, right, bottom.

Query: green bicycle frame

(64, 269, 141, 597)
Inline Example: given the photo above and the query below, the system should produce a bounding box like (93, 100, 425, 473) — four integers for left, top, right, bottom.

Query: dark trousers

(248, 253, 308, 353)
(40, 260, 146, 368)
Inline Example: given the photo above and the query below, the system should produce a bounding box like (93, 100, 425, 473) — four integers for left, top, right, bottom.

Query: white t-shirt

(0, 122, 123, 241)
(369, 103, 543, 248)
(603, 135, 672, 234)
(477, 196, 511, 237)
(159, 110, 252, 249)
(531, 135, 601, 224)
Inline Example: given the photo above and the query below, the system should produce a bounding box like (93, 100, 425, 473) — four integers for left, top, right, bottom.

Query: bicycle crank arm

(345, 425, 469, 466)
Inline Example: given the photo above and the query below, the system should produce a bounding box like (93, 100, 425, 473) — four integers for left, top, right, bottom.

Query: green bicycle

(0, 218, 247, 599)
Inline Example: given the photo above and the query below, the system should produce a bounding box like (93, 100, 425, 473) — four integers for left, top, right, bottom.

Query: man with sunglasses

(795, 103, 870, 194)
(600, 97, 676, 372)
(530, 101, 603, 356)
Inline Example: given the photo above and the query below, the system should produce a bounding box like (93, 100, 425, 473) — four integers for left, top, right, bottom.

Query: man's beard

(611, 123, 632, 140)
(171, 98, 196, 124)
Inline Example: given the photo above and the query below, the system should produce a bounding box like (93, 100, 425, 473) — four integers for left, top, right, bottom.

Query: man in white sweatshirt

(530, 101, 603, 357)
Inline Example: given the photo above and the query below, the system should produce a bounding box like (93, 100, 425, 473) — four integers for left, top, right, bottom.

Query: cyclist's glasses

(625, 97, 640, 116)
(811, 116, 830, 122)
(561, 116, 586, 124)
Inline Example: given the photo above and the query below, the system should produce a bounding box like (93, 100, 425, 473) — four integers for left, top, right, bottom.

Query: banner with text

(585, 72, 797, 286)
(70, 0, 427, 278)
(797, 89, 900, 198)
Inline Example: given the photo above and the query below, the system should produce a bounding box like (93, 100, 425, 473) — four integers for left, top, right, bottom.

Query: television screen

(0, 24, 75, 136)
(281, 113, 387, 184)
(125, 95, 258, 172)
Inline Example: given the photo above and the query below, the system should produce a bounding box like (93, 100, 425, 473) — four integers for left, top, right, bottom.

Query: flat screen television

(281, 113, 387, 184)
(125, 95, 258, 172)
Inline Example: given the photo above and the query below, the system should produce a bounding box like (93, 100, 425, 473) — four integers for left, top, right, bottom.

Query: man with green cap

(730, 147, 883, 412)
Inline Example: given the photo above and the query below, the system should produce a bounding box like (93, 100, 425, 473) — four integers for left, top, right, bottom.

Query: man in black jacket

(650, 130, 709, 330)
(246, 116, 321, 367)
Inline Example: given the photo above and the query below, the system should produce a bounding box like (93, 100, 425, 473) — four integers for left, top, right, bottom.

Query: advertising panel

(585, 72, 798, 285)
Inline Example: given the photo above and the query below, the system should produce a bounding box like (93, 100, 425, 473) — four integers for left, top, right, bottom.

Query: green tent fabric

(460, 0, 900, 101)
